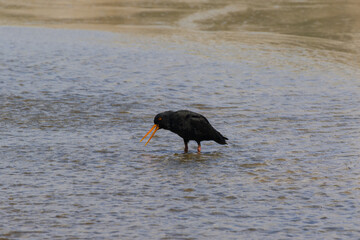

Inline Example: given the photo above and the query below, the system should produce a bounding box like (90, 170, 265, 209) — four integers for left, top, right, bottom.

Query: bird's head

(153, 112, 171, 130)
(140, 111, 172, 146)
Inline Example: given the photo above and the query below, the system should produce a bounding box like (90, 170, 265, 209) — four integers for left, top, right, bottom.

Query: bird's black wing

(188, 114, 217, 140)
(190, 113, 228, 144)
(171, 110, 227, 144)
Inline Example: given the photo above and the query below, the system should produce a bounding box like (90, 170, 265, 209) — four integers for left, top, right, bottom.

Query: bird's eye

(158, 117, 162, 121)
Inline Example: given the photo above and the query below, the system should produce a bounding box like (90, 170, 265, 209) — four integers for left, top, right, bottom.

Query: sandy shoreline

(1, 0, 359, 66)
(0, 0, 197, 34)
(1, 0, 359, 37)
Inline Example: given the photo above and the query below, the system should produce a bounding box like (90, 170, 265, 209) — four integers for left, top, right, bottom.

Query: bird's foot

(184, 140, 190, 153)
(197, 145, 201, 153)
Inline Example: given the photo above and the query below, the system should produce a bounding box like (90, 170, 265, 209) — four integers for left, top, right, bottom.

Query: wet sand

(1, 0, 359, 68)
(1, 0, 359, 46)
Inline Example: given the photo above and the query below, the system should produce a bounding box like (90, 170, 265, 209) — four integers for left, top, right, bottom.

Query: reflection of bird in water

(140, 110, 228, 153)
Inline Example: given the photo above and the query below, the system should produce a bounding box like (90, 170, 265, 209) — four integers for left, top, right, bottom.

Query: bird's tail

(215, 131, 228, 145)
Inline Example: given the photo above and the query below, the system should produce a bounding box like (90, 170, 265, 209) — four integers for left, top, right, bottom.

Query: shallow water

(1, 25, 360, 239)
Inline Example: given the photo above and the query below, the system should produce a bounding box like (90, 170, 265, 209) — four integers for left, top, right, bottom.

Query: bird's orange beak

(140, 124, 159, 146)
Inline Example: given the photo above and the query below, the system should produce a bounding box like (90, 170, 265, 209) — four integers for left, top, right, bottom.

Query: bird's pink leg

(197, 143, 201, 153)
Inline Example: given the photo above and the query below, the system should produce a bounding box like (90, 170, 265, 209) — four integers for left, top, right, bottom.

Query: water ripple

(1, 26, 360, 239)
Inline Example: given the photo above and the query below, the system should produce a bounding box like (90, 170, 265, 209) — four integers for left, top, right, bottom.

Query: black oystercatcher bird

(140, 110, 228, 153)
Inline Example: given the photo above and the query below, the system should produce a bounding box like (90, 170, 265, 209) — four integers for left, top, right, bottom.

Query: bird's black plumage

(141, 110, 228, 152)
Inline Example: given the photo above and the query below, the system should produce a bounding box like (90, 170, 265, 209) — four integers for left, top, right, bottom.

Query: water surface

(1, 1, 360, 238)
